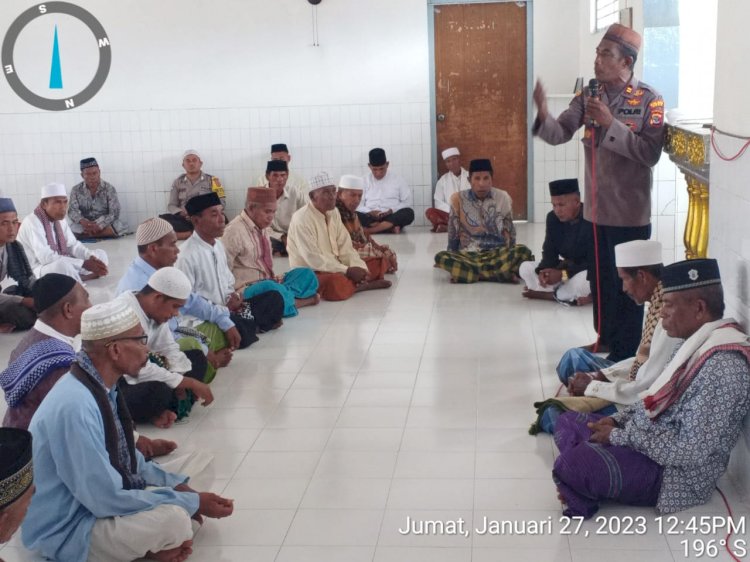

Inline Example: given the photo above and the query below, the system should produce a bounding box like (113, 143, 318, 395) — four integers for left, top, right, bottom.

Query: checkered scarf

(33, 205, 68, 256)
(629, 282, 664, 380)
(0, 338, 75, 406)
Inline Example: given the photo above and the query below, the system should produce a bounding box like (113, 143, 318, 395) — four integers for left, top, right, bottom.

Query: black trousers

(270, 237, 288, 256)
(159, 213, 193, 233)
(357, 208, 415, 229)
(587, 222, 651, 362)
(121, 349, 208, 423)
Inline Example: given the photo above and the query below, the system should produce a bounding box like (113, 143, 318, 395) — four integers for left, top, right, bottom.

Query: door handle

(436, 113, 446, 122)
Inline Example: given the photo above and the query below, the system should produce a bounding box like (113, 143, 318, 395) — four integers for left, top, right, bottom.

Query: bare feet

(80, 272, 99, 282)
(354, 279, 392, 292)
(522, 288, 556, 301)
(0, 323, 15, 333)
(151, 410, 178, 429)
(207, 348, 233, 369)
(392, 226, 402, 234)
(576, 294, 593, 306)
(294, 294, 321, 308)
(136, 435, 178, 458)
(435, 224, 448, 233)
(146, 539, 193, 562)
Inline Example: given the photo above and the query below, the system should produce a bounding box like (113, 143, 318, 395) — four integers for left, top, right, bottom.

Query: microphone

(588, 79, 600, 127)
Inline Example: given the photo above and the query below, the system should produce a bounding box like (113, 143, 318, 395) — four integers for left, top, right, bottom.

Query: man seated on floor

(1, 273, 175, 457)
(258, 143, 309, 194)
(224, 187, 319, 318)
(23, 300, 234, 561)
(530, 240, 680, 434)
(0, 197, 36, 332)
(434, 159, 533, 283)
(116, 267, 214, 429)
(160, 149, 226, 240)
(176, 193, 284, 342)
(264, 160, 308, 256)
(288, 172, 392, 301)
(426, 147, 470, 233)
(18, 183, 108, 283)
(552, 258, 750, 519)
(357, 148, 414, 234)
(556, 240, 666, 384)
(519, 179, 592, 306)
(68, 157, 129, 239)
(336, 174, 398, 275)
(0, 427, 34, 546)
(118, 217, 238, 383)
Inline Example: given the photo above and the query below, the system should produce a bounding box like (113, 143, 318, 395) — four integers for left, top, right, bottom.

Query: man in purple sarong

(553, 258, 750, 518)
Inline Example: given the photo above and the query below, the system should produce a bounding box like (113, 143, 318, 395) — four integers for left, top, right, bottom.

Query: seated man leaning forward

(223, 187, 319, 318)
(160, 149, 226, 240)
(264, 159, 308, 257)
(336, 174, 398, 276)
(116, 267, 213, 429)
(118, 218, 239, 383)
(22, 300, 234, 562)
(176, 192, 284, 340)
(0, 197, 36, 332)
(287, 172, 392, 301)
(357, 147, 414, 235)
(0, 427, 34, 547)
(519, 179, 592, 306)
(530, 240, 680, 434)
(434, 159, 533, 283)
(553, 258, 750, 519)
(68, 157, 129, 239)
(425, 146, 470, 233)
(17, 183, 108, 283)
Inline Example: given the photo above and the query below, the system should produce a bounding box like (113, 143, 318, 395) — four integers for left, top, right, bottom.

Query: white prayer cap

(41, 183, 67, 199)
(615, 240, 663, 268)
(338, 174, 364, 191)
(308, 172, 335, 194)
(136, 218, 174, 246)
(81, 300, 140, 341)
(441, 147, 460, 160)
(147, 267, 191, 300)
(182, 149, 201, 160)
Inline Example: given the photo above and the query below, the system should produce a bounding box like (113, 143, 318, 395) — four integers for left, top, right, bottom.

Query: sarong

(242, 268, 319, 318)
(434, 244, 533, 283)
(315, 272, 356, 301)
(425, 208, 449, 230)
(553, 411, 663, 518)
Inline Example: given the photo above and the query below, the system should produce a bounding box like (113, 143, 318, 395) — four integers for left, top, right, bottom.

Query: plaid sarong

(434, 244, 533, 283)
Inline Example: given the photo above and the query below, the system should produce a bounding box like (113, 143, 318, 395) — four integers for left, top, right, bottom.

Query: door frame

(427, 0, 535, 221)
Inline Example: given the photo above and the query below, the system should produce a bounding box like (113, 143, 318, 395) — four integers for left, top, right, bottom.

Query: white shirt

(33, 319, 80, 351)
(117, 291, 191, 389)
(175, 232, 235, 307)
(269, 185, 308, 239)
(287, 203, 367, 273)
(434, 168, 470, 213)
(17, 212, 93, 274)
(585, 321, 680, 408)
(357, 170, 413, 213)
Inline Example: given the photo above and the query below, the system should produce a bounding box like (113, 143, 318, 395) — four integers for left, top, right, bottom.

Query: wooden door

(434, 2, 528, 219)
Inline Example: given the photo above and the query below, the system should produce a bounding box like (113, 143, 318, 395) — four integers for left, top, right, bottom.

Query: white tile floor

(1, 225, 749, 561)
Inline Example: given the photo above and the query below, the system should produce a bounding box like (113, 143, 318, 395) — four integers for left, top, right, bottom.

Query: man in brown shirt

(533, 23, 666, 361)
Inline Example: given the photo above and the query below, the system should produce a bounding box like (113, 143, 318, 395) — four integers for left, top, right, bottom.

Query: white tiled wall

(708, 131, 750, 500)
(0, 102, 433, 228)
(531, 94, 686, 262)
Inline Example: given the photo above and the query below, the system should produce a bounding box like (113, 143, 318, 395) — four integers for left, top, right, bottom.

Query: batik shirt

(68, 180, 128, 234)
(447, 188, 516, 252)
(609, 346, 750, 513)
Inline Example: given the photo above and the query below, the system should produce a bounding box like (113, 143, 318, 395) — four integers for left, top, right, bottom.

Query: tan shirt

(167, 173, 226, 213)
(287, 203, 366, 274)
(223, 211, 274, 289)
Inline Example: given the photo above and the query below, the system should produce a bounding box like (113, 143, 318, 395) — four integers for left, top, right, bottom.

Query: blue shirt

(23, 374, 200, 561)
(117, 256, 234, 333)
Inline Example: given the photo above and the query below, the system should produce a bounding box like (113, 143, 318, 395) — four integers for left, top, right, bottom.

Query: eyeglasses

(104, 334, 149, 347)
